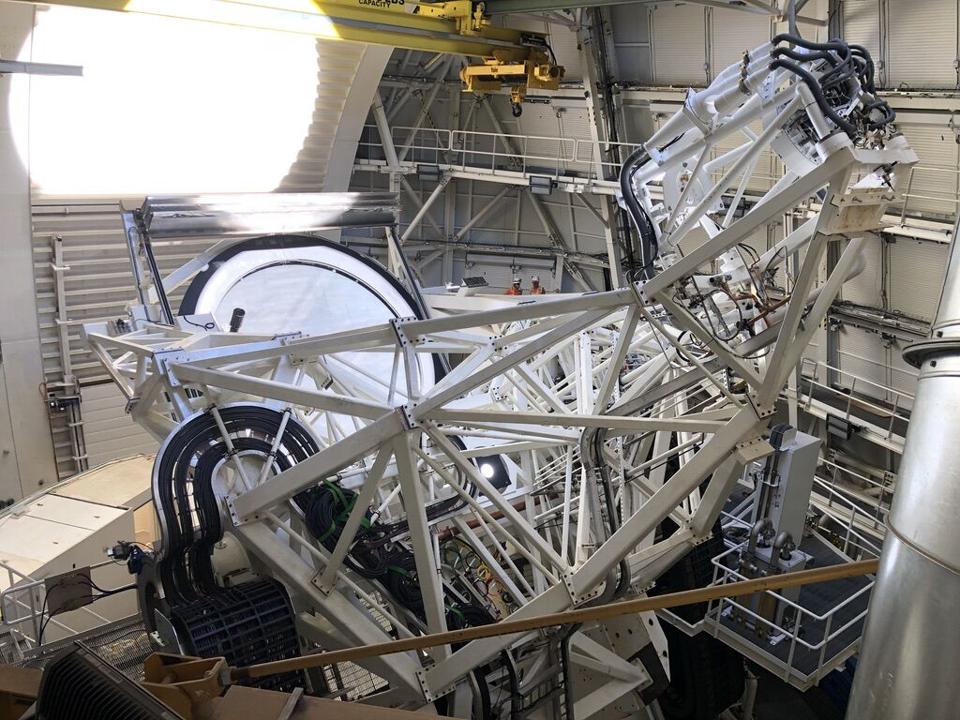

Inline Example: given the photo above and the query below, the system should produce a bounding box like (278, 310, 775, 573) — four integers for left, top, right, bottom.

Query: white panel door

(887, 0, 957, 89)
(651, 3, 708, 86)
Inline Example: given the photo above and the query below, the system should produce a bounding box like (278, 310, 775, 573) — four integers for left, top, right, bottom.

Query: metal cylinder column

(847, 225, 960, 718)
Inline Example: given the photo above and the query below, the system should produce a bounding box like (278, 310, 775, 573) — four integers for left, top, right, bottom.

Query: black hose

(773, 33, 893, 134)
(769, 58, 858, 136)
(772, 34, 851, 60)
(771, 46, 840, 68)
(848, 44, 876, 90)
(618, 145, 659, 281)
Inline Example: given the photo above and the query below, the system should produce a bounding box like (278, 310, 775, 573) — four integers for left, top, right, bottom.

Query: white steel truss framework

(84, 37, 915, 718)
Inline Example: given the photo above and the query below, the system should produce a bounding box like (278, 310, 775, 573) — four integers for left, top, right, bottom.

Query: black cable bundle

(148, 406, 319, 687)
(153, 406, 319, 603)
(770, 34, 895, 138)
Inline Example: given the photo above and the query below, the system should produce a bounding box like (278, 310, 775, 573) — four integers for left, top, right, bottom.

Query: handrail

(358, 125, 960, 224)
(796, 357, 913, 442)
(0, 559, 118, 649)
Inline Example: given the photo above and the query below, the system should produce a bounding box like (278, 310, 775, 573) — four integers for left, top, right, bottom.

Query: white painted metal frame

(83, 49, 916, 717)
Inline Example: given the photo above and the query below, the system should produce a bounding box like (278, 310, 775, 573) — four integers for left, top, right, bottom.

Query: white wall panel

(842, 234, 884, 307)
(838, 325, 889, 401)
(886, 238, 948, 321)
(841, 0, 883, 74)
(887, 0, 957, 89)
(650, 3, 707, 86)
(710, 8, 770, 78)
(805, 324, 828, 367)
(0, 4, 60, 499)
(81, 384, 158, 470)
(611, 5, 653, 84)
(894, 116, 959, 217)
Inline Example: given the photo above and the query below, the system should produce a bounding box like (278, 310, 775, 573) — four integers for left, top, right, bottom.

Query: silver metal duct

(847, 220, 960, 718)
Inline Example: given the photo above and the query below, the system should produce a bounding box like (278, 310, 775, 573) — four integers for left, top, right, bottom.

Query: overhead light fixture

(529, 175, 554, 196)
(418, 164, 442, 183)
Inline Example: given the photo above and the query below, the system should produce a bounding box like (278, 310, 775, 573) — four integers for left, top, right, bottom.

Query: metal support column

(372, 91, 401, 194)
(399, 177, 445, 238)
(401, 175, 450, 243)
(454, 186, 511, 242)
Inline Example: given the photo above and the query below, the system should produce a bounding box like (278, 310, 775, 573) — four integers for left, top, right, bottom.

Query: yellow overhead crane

(10, 0, 564, 113)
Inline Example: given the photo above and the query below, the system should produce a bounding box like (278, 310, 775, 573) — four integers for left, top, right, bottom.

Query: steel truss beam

(84, 44, 916, 715)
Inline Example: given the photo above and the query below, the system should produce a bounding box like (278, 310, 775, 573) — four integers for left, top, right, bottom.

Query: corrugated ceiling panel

(887, 0, 957, 89)
(651, 3, 707, 86)
(279, 40, 368, 191)
(710, 8, 770, 77)
(886, 238, 948, 321)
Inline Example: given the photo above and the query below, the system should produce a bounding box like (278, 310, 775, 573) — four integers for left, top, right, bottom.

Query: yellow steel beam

(7, 0, 530, 58)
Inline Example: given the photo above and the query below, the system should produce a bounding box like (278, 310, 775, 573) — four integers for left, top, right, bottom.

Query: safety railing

(817, 455, 893, 518)
(659, 540, 876, 690)
(709, 541, 875, 688)
(792, 357, 914, 443)
(357, 125, 960, 224)
(0, 559, 118, 661)
(896, 163, 960, 223)
(810, 474, 886, 557)
(357, 125, 783, 186)
(356, 124, 639, 183)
